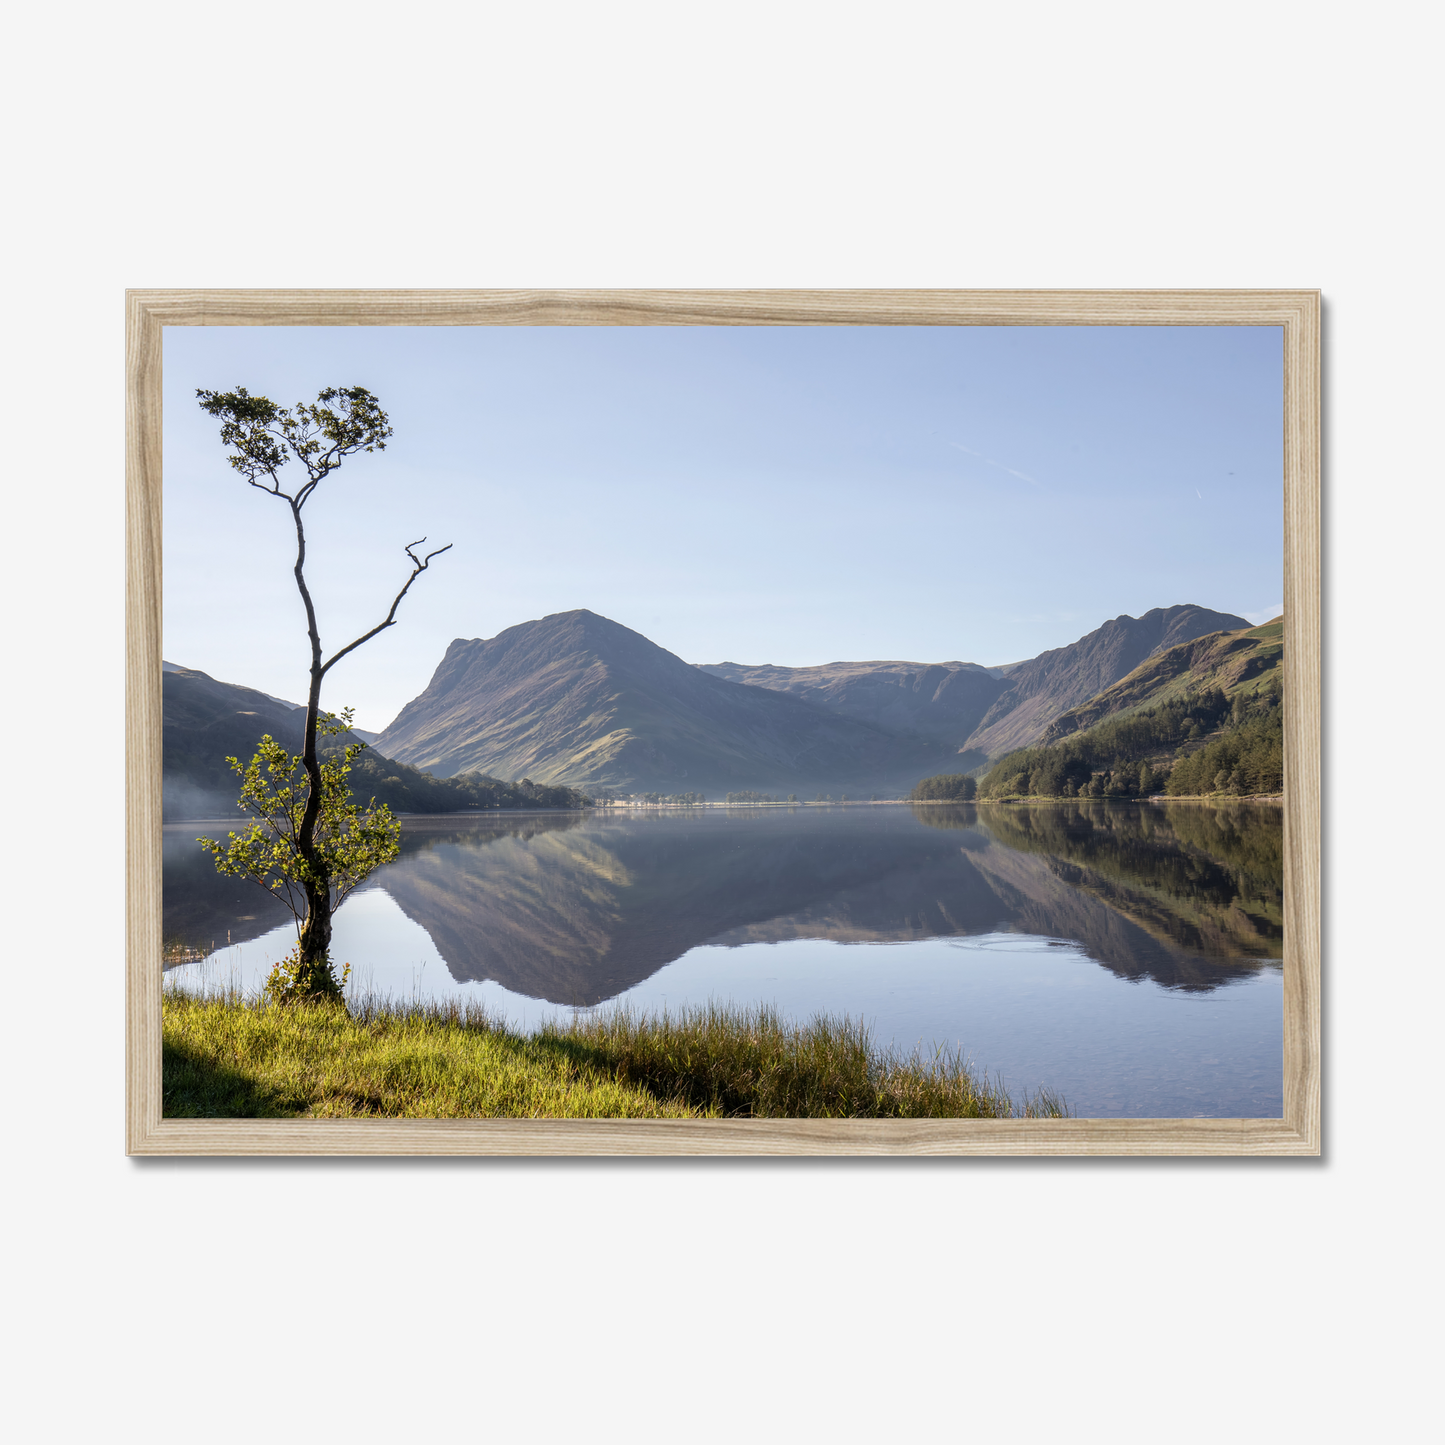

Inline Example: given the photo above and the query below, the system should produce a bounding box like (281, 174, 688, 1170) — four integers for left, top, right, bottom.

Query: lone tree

(195, 385, 450, 1000)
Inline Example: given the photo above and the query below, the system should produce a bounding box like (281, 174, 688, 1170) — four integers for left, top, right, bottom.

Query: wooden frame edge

(126, 290, 165, 1156)
(126, 288, 1321, 1158)
(128, 1117, 1319, 1157)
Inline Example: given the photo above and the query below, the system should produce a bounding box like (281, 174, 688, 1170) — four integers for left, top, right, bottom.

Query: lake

(163, 800, 1284, 1118)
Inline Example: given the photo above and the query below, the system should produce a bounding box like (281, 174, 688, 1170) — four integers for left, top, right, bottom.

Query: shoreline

(972, 793, 1284, 807)
(165, 792, 1286, 825)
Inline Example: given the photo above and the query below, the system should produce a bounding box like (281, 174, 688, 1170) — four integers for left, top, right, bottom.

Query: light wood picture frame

(126, 288, 1320, 1156)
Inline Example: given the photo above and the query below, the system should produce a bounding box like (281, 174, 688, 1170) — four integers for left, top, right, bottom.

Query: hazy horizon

(164, 325, 1283, 731)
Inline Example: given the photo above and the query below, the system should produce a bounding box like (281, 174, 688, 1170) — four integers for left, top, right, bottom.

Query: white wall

(2, 3, 1439, 1440)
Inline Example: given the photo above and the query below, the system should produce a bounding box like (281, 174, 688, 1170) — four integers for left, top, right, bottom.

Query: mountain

(374, 610, 956, 796)
(163, 665, 310, 818)
(1041, 617, 1283, 744)
(162, 664, 586, 820)
(696, 659, 1006, 756)
(959, 604, 1252, 759)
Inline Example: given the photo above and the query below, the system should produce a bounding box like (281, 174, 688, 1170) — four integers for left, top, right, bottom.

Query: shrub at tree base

(263, 948, 352, 1007)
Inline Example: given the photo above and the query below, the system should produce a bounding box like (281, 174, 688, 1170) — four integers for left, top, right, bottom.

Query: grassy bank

(162, 991, 1066, 1120)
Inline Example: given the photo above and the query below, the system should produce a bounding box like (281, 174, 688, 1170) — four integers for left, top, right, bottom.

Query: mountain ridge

(375, 610, 956, 795)
(696, 657, 1007, 752)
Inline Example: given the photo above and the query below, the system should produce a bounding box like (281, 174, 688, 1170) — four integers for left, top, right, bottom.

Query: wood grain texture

(125, 288, 1321, 1157)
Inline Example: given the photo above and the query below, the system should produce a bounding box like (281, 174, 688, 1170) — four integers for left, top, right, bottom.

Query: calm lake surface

(164, 800, 1284, 1118)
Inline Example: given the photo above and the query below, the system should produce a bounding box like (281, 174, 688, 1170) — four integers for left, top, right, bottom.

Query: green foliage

(342, 749, 591, 813)
(1165, 706, 1284, 797)
(910, 772, 977, 801)
(263, 949, 352, 1008)
(199, 712, 400, 1002)
(977, 681, 1282, 800)
(196, 384, 393, 490)
(726, 790, 780, 803)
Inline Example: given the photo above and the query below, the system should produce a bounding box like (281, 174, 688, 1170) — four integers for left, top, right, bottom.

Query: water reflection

(164, 801, 1283, 1004)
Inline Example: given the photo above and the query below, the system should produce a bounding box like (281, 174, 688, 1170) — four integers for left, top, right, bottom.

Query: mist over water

(165, 800, 1284, 1117)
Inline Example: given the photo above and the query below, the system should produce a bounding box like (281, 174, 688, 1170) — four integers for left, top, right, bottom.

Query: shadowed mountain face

(163, 666, 310, 820)
(697, 659, 1006, 757)
(328, 802, 1281, 1005)
(961, 605, 1251, 758)
(374, 610, 956, 796)
(163, 664, 590, 822)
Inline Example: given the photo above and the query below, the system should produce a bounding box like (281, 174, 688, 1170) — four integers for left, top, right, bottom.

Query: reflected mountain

(923, 800, 1282, 980)
(361, 803, 1283, 1003)
(165, 802, 1283, 999)
(163, 825, 295, 957)
(161, 813, 589, 960)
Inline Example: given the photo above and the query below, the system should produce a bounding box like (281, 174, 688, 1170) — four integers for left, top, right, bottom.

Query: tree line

(343, 747, 590, 812)
(909, 773, 977, 802)
(910, 679, 1283, 804)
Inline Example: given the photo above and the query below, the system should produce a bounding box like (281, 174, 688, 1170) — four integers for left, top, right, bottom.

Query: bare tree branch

(320, 538, 454, 678)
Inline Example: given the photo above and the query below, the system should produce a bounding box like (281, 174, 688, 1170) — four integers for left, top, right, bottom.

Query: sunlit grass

(162, 990, 703, 1119)
(162, 987, 1068, 1121)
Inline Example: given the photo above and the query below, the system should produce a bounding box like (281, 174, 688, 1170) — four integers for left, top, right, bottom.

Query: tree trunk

(292, 504, 334, 992)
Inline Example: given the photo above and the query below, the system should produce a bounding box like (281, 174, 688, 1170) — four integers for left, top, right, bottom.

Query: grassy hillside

(974, 680, 1281, 801)
(960, 604, 1251, 759)
(1042, 617, 1282, 743)
(964, 618, 1284, 802)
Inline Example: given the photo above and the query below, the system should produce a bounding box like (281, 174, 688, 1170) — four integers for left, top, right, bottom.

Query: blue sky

(164, 324, 1283, 731)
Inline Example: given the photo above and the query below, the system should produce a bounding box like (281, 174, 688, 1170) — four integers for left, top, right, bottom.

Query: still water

(164, 801, 1284, 1117)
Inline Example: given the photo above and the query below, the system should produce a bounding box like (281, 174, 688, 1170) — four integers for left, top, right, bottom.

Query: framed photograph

(126, 289, 1320, 1155)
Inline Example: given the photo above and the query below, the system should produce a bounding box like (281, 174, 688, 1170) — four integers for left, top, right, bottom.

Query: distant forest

(339, 747, 589, 812)
(909, 773, 977, 802)
(912, 678, 1283, 802)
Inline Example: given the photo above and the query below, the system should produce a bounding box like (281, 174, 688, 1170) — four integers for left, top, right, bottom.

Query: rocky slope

(374, 610, 955, 796)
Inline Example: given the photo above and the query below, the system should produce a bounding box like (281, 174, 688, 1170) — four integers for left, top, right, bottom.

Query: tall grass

(544, 1001, 1068, 1119)
(161, 984, 1069, 1120)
